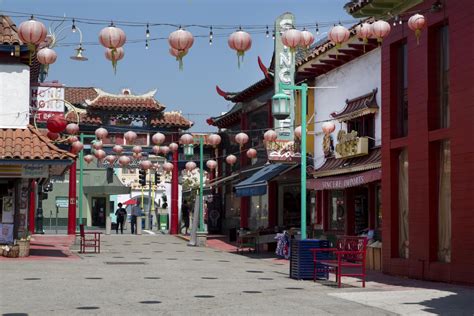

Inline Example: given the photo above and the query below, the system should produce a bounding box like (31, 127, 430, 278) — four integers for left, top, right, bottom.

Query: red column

(170, 150, 179, 234)
(67, 160, 77, 235)
(28, 180, 36, 234)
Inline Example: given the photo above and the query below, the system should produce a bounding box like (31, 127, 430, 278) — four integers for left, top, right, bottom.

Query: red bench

(310, 236, 368, 288)
(76, 224, 102, 254)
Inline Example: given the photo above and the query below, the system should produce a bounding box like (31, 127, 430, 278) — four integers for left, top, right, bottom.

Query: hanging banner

(269, 12, 300, 163)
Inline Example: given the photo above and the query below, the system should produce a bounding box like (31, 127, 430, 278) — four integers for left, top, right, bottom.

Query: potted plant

(17, 230, 31, 257)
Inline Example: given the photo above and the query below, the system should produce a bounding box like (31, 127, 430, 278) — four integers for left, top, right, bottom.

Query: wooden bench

(76, 224, 102, 254)
(310, 236, 368, 287)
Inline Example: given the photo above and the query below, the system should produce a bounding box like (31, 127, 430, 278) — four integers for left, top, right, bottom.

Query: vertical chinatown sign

(30, 82, 65, 122)
(269, 12, 299, 163)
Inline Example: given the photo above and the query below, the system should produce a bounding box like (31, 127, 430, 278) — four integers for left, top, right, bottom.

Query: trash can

(159, 214, 169, 231)
(229, 228, 237, 242)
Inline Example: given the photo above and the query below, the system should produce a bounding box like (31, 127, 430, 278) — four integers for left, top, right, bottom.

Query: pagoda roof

(331, 89, 379, 122)
(206, 103, 242, 128)
(85, 88, 165, 112)
(343, 0, 422, 18)
(0, 15, 21, 45)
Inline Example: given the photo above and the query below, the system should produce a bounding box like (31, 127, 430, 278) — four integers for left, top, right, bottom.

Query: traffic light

(138, 169, 147, 186)
(154, 172, 161, 185)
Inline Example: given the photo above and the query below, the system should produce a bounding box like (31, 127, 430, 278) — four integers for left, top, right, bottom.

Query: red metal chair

(311, 236, 368, 287)
(76, 224, 102, 253)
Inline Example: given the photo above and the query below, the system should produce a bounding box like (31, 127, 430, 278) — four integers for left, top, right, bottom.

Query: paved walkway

(1, 234, 473, 315)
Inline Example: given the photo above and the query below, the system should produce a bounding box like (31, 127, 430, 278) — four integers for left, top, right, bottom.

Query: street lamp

(272, 82, 308, 240)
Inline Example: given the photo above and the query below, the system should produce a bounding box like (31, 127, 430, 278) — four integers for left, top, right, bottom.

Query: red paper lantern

(235, 132, 249, 146)
(246, 148, 257, 159)
(206, 160, 217, 170)
(68, 136, 78, 144)
(140, 160, 153, 170)
(124, 131, 137, 144)
(282, 29, 302, 50)
(65, 123, 79, 135)
(168, 29, 194, 51)
(84, 154, 94, 164)
(208, 134, 221, 146)
(180, 133, 194, 145)
(105, 47, 124, 61)
(226, 154, 237, 165)
(300, 30, 315, 48)
(71, 141, 84, 154)
(185, 161, 197, 171)
(356, 23, 372, 43)
(408, 14, 426, 45)
(322, 122, 336, 135)
(47, 132, 59, 141)
(95, 128, 108, 140)
(160, 146, 170, 155)
(169, 142, 179, 152)
(263, 130, 278, 142)
(228, 30, 252, 67)
(132, 146, 142, 154)
(46, 115, 67, 133)
(92, 140, 103, 150)
(112, 145, 124, 154)
(371, 20, 391, 43)
(152, 145, 161, 155)
(152, 132, 166, 145)
(18, 18, 47, 45)
(99, 25, 126, 49)
(163, 162, 174, 172)
(118, 155, 131, 167)
(328, 25, 350, 48)
(36, 48, 57, 65)
(294, 126, 302, 139)
(105, 155, 116, 164)
(94, 149, 106, 160)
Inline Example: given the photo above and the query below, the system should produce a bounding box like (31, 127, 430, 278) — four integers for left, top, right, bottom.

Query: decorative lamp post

(272, 82, 309, 240)
(272, 91, 291, 120)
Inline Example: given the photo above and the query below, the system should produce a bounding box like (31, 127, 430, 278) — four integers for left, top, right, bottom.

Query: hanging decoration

(408, 14, 426, 45)
(118, 155, 131, 167)
(300, 29, 315, 49)
(246, 148, 257, 159)
(151, 132, 166, 145)
(168, 28, 194, 71)
(322, 122, 336, 134)
(328, 25, 350, 48)
(46, 115, 67, 133)
(140, 160, 153, 170)
(371, 20, 391, 43)
(84, 154, 94, 164)
(105, 155, 116, 164)
(152, 145, 161, 155)
(160, 146, 170, 155)
(94, 149, 106, 160)
(92, 140, 103, 150)
(226, 154, 237, 165)
(18, 17, 47, 64)
(36, 47, 57, 74)
(163, 162, 174, 172)
(95, 127, 108, 140)
(185, 161, 197, 171)
(112, 145, 124, 154)
(294, 126, 302, 139)
(99, 24, 126, 73)
(180, 133, 194, 145)
(355, 23, 372, 43)
(68, 136, 78, 143)
(235, 132, 249, 149)
(132, 145, 142, 154)
(169, 142, 179, 152)
(47, 132, 59, 141)
(169, 47, 188, 71)
(208, 133, 222, 147)
(263, 129, 278, 142)
(105, 47, 124, 74)
(124, 131, 137, 144)
(206, 160, 217, 170)
(228, 29, 252, 68)
(65, 123, 79, 135)
(281, 29, 302, 52)
(71, 141, 84, 154)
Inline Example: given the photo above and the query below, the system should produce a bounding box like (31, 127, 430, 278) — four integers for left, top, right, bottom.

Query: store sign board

(335, 130, 369, 159)
(0, 165, 49, 178)
(56, 197, 69, 208)
(30, 84, 65, 122)
(308, 168, 381, 190)
(269, 12, 298, 163)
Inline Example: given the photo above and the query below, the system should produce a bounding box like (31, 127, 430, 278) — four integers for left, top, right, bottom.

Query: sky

(1, 0, 353, 132)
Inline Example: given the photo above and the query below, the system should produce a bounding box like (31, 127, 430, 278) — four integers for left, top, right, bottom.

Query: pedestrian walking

(131, 199, 142, 234)
(115, 203, 127, 234)
(180, 201, 190, 235)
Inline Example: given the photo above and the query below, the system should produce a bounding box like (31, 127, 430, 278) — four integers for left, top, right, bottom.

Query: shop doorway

(354, 187, 369, 235)
(91, 197, 106, 227)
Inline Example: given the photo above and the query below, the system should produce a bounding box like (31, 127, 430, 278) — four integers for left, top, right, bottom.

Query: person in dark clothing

(181, 201, 190, 235)
(115, 203, 127, 234)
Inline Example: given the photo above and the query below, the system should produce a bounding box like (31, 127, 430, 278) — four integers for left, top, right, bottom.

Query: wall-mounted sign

(30, 84, 65, 122)
(269, 12, 298, 163)
(0, 165, 49, 178)
(335, 130, 369, 159)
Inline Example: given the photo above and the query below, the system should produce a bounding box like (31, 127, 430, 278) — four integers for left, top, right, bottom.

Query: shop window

(328, 190, 345, 231)
(398, 149, 409, 258)
(437, 140, 451, 262)
(392, 41, 408, 138)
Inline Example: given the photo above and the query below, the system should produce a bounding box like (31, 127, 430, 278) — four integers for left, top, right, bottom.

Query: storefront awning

(308, 168, 381, 190)
(235, 163, 291, 197)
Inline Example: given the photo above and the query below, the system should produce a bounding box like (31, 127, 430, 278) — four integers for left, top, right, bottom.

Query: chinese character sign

(30, 84, 65, 122)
